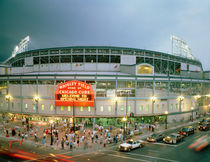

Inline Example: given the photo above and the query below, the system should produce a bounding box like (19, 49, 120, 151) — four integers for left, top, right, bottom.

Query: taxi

(118, 139, 144, 152)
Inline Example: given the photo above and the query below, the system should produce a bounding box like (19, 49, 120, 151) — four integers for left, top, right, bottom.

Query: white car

(118, 139, 144, 151)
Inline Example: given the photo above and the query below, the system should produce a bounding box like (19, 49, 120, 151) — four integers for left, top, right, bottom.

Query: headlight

(118, 146, 121, 149)
(124, 147, 127, 150)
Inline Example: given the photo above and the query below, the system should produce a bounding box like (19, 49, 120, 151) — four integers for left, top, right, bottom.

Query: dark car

(147, 133, 165, 142)
(198, 122, 210, 131)
(178, 126, 194, 136)
(163, 133, 184, 144)
(198, 118, 210, 125)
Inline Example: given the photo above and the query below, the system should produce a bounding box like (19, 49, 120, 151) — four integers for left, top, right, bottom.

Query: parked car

(147, 133, 165, 142)
(118, 139, 144, 152)
(198, 122, 210, 131)
(178, 126, 195, 136)
(163, 133, 184, 144)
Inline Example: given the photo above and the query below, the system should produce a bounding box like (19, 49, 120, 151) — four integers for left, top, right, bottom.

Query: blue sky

(0, 0, 210, 70)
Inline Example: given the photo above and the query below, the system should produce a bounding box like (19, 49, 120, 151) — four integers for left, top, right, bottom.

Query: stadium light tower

(11, 36, 30, 57)
(170, 35, 196, 60)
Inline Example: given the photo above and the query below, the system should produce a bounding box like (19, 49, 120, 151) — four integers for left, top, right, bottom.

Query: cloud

(0, 0, 210, 70)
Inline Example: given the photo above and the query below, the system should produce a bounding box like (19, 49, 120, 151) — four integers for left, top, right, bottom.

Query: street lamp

(122, 117, 127, 140)
(49, 120, 53, 145)
(191, 107, 194, 122)
(151, 96, 156, 114)
(178, 96, 184, 112)
(34, 96, 40, 102)
(34, 96, 39, 113)
(5, 95, 11, 100)
(5, 95, 11, 111)
(165, 111, 168, 129)
(114, 96, 118, 126)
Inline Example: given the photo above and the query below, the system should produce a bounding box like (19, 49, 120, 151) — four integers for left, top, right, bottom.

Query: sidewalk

(0, 116, 201, 154)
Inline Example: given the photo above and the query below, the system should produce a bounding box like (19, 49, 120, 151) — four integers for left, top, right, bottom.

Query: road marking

(148, 149, 160, 153)
(124, 152, 179, 162)
(176, 142, 185, 147)
(193, 135, 201, 139)
(107, 154, 151, 162)
(150, 142, 177, 147)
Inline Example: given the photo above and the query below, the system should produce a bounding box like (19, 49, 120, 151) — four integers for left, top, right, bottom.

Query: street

(0, 122, 209, 162)
(62, 128, 209, 162)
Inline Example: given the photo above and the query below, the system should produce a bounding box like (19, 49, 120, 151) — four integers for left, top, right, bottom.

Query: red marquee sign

(55, 81, 94, 107)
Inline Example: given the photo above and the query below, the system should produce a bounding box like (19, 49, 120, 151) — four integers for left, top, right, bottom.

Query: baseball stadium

(0, 37, 209, 126)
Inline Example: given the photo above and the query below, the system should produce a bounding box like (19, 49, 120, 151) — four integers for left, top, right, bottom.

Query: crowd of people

(1, 114, 159, 151)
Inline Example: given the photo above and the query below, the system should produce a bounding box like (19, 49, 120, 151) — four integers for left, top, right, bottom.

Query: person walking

(100, 134, 103, 144)
(56, 137, 59, 146)
(95, 134, 98, 144)
(61, 137, 65, 150)
(70, 141, 73, 151)
(34, 132, 38, 142)
(77, 136, 80, 147)
(115, 135, 118, 143)
(91, 133, 94, 143)
(12, 128, 16, 136)
(42, 136, 46, 145)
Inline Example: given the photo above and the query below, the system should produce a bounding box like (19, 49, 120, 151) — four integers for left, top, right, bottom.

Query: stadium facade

(0, 46, 209, 126)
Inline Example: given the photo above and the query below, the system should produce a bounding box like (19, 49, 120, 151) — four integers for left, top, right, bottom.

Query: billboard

(55, 81, 94, 107)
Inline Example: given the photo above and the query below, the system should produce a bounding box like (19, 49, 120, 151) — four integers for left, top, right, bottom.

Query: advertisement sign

(55, 81, 94, 107)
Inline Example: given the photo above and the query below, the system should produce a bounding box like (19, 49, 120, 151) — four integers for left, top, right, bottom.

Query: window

(171, 104, 173, 110)
(33, 104, 36, 111)
(18, 103, 21, 109)
(25, 103, 28, 109)
(156, 104, 159, 111)
(128, 105, 131, 112)
(50, 56, 59, 63)
(80, 106, 83, 112)
(100, 106, 104, 112)
(137, 64, 153, 74)
(60, 55, 71, 63)
(40, 56, 49, 64)
(146, 105, 149, 111)
(162, 104, 165, 110)
(68, 106, 71, 111)
(176, 104, 178, 110)
(72, 55, 83, 62)
(50, 105, 54, 111)
(111, 55, 120, 63)
(98, 55, 109, 63)
(33, 57, 39, 64)
(61, 106, 64, 111)
(139, 105, 143, 112)
(88, 106, 91, 112)
(85, 55, 96, 62)
(108, 106, 111, 112)
(41, 104, 44, 110)
(120, 105, 124, 112)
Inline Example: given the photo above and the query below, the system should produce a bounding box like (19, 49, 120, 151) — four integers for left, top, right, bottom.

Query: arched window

(137, 64, 153, 74)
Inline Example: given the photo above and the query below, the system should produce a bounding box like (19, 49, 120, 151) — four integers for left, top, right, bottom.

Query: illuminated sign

(55, 81, 94, 107)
